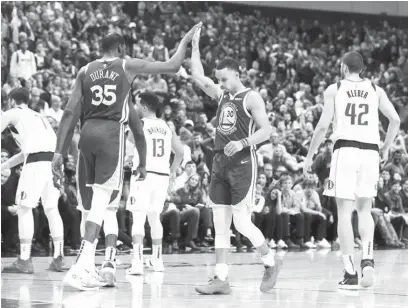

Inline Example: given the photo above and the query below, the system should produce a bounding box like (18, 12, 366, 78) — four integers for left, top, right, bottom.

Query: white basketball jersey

(133, 117, 172, 174)
(331, 79, 380, 145)
(6, 106, 57, 155)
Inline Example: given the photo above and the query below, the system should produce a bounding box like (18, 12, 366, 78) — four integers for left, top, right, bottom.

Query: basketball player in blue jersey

(304, 51, 400, 290)
(52, 23, 201, 291)
(190, 28, 281, 294)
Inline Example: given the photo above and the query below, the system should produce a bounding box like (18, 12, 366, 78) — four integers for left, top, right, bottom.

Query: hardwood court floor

(1, 249, 408, 308)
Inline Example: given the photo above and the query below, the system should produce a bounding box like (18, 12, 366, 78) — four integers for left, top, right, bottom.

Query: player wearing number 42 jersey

(126, 92, 184, 275)
(304, 51, 400, 290)
(1, 88, 65, 274)
(52, 24, 201, 291)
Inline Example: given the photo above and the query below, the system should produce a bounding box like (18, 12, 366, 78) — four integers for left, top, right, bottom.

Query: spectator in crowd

(298, 179, 332, 248)
(9, 34, 37, 80)
(279, 175, 307, 249)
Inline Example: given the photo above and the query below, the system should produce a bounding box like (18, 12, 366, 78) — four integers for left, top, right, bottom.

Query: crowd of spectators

(2, 1, 408, 256)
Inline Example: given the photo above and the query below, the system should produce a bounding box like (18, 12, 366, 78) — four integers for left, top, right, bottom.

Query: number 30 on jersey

(90, 85, 117, 106)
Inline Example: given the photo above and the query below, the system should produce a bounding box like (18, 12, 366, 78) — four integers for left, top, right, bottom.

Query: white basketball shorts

(16, 160, 60, 209)
(324, 143, 380, 201)
(127, 172, 169, 213)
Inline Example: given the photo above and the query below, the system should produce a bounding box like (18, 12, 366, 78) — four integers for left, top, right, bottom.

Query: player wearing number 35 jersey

(1, 88, 65, 274)
(304, 51, 400, 291)
(52, 25, 200, 291)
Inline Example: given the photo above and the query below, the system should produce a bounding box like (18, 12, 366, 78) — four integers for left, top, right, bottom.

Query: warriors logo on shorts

(327, 180, 334, 190)
(130, 196, 136, 205)
(218, 102, 238, 135)
(21, 191, 27, 200)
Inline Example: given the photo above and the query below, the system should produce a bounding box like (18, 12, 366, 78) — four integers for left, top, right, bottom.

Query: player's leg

(41, 163, 65, 271)
(4, 163, 40, 274)
(100, 205, 119, 287)
(145, 175, 168, 272)
(195, 166, 233, 295)
(326, 147, 359, 290)
(355, 150, 380, 288)
(126, 176, 149, 275)
(230, 151, 280, 292)
(64, 129, 118, 290)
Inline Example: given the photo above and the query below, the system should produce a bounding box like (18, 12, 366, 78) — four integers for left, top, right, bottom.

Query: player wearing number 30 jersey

(1, 87, 65, 274)
(304, 51, 400, 291)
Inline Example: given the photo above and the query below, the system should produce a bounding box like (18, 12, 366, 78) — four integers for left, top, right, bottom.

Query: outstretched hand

(181, 22, 202, 45)
(192, 26, 202, 47)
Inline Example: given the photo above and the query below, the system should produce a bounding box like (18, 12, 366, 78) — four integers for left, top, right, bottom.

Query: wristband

(240, 138, 250, 148)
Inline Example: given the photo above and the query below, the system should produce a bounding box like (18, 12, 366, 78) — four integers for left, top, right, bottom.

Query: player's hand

(319, 212, 327, 220)
(8, 205, 18, 216)
(52, 153, 64, 189)
(192, 26, 202, 47)
(303, 157, 313, 178)
(181, 22, 202, 45)
(224, 141, 243, 156)
(134, 166, 147, 181)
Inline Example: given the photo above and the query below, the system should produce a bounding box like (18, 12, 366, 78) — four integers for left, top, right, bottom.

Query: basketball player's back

(141, 117, 173, 176)
(331, 79, 380, 146)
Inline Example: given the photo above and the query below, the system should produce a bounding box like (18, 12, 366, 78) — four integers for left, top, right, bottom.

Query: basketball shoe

(360, 259, 375, 288)
(195, 276, 232, 295)
(338, 270, 358, 290)
(99, 261, 117, 287)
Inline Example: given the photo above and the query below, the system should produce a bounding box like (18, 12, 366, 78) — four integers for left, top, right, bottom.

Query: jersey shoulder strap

(371, 82, 376, 91)
(337, 81, 341, 90)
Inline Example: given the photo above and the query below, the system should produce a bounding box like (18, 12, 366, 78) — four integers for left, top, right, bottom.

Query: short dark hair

(101, 33, 125, 53)
(9, 88, 29, 105)
(137, 92, 160, 112)
(216, 58, 240, 72)
(342, 51, 364, 73)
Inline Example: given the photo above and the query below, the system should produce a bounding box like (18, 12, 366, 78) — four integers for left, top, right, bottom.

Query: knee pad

(104, 208, 118, 237)
(213, 207, 232, 249)
(86, 186, 112, 225)
(232, 208, 264, 247)
(147, 212, 163, 240)
(131, 211, 147, 237)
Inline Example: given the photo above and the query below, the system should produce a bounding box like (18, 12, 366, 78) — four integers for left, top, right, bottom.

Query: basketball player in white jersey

(126, 92, 184, 275)
(1, 88, 65, 273)
(304, 51, 400, 290)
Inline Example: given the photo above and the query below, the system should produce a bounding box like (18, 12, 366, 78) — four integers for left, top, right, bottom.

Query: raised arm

(378, 86, 400, 162)
(125, 22, 202, 81)
(190, 28, 222, 100)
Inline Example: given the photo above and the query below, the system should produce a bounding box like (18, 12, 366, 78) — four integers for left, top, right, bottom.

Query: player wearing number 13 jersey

(304, 51, 400, 291)
(52, 26, 200, 291)
(126, 92, 184, 275)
